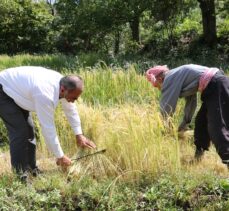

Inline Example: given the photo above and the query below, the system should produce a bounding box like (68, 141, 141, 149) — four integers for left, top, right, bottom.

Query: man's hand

(56, 155, 72, 167)
(178, 122, 189, 132)
(76, 134, 96, 149)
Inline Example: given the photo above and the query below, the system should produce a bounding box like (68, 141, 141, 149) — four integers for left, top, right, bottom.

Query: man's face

(154, 74, 163, 90)
(154, 81, 162, 90)
(63, 88, 82, 103)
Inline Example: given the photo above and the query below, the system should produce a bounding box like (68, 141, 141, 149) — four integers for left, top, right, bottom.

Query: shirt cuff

(53, 144, 64, 158)
(73, 126, 83, 135)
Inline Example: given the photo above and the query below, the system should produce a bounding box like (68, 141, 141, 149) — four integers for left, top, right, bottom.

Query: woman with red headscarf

(146, 64, 229, 168)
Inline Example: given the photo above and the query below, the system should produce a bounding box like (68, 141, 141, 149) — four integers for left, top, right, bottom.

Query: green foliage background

(0, 0, 228, 57)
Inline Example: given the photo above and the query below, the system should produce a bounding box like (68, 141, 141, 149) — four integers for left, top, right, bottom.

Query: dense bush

(0, 0, 228, 57)
(0, 0, 54, 54)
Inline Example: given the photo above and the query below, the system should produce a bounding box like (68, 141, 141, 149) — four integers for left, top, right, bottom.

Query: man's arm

(34, 95, 72, 167)
(160, 80, 183, 118)
(178, 94, 197, 131)
(34, 95, 64, 158)
(61, 100, 96, 149)
(61, 99, 82, 135)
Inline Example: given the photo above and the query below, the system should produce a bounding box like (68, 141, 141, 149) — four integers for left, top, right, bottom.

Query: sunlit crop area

(0, 55, 228, 210)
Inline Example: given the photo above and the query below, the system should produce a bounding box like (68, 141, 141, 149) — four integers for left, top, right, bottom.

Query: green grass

(0, 54, 80, 72)
(0, 172, 228, 210)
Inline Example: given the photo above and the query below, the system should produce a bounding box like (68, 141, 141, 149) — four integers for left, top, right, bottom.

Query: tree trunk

(129, 16, 140, 43)
(46, 0, 55, 15)
(114, 30, 120, 55)
(198, 0, 217, 46)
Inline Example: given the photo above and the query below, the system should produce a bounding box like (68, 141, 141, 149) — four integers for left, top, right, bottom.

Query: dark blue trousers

(194, 74, 229, 164)
(0, 85, 36, 173)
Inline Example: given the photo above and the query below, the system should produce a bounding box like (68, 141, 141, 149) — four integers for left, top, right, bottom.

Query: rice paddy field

(0, 55, 228, 210)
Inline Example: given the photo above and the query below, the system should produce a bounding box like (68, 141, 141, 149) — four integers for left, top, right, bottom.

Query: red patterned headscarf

(145, 65, 169, 87)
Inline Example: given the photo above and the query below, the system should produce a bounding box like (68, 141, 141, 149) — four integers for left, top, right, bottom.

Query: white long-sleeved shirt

(0, 66, 82, 158)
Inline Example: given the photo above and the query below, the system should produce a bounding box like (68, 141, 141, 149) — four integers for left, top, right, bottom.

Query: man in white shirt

(0, 66, 96, 180)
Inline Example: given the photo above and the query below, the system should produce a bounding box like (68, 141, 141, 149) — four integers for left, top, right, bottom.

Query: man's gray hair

(60, 75, 83, 90)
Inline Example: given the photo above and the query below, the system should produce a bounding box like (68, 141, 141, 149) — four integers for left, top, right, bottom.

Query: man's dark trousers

(0, 85, 36, 173)
(194, 74, 229, 165)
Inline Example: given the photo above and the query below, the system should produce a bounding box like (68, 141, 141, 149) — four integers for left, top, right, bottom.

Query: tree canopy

(0, 0, 228, 55)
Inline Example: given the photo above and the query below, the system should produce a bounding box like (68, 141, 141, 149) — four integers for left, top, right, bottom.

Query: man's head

(59, 75, 84, 102)
(145, 65, 169, 89)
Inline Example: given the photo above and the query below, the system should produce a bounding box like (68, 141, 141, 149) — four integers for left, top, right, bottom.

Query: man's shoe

(19, 171, 29, 184)
(195, 148, 204, 162)
(31, 167, 43, 177)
